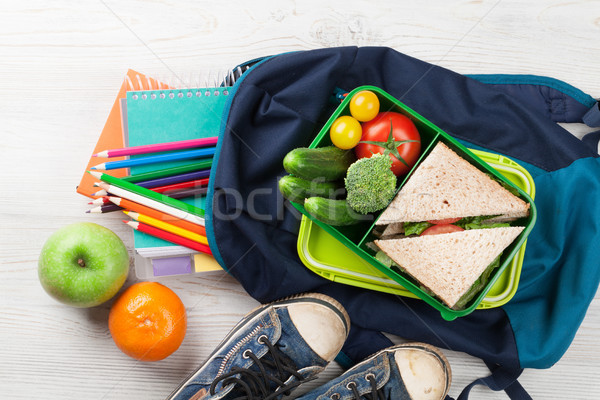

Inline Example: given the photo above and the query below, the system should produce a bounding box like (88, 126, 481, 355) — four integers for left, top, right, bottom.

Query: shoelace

(209, 335, 309, 400)
(343, 374, 385, 400)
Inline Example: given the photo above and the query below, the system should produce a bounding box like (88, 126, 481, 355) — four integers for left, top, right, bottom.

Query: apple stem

(77, 258, 86, 268)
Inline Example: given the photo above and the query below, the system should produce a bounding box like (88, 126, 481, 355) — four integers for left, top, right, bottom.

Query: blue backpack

(205, 47, 600, 399)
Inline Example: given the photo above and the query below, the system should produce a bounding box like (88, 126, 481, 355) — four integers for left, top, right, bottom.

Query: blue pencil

(90, 147, 216, 170)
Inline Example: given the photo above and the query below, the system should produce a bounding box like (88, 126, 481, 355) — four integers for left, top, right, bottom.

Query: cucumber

(278, 175, 343, 204)
(304, 197, 365, 226)
(283, 146, 356, 181)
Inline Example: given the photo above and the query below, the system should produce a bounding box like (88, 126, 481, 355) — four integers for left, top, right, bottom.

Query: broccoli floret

(345, 154, 397, 214)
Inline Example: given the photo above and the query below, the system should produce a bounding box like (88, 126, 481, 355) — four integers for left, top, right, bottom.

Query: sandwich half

(375, 226, 524, 309)
(376, 142, 530, 228)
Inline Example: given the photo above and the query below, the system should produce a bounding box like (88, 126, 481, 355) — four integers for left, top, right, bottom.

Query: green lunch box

(291, 86, 537, 321)
(297, 149, 535, 308)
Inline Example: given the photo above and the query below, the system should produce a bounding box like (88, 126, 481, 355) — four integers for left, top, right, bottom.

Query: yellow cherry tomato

(330, 116, 362, 150)
(349, 90, 380, 122)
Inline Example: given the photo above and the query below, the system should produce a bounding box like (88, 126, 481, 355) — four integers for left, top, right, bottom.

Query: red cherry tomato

(354, 112, 421, 176)
(427, 218, 461, 225)
(421, 224, 465, 236)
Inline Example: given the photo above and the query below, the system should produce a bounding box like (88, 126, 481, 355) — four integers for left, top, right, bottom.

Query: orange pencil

(109, 196, 206, 236)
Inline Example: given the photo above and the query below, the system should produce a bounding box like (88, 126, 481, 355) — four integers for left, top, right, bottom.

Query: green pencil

(122, 159, 213, 183)
(88, 171, 205, 218)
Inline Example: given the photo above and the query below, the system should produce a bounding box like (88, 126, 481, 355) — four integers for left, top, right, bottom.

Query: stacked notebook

(78, 69, 230, 279)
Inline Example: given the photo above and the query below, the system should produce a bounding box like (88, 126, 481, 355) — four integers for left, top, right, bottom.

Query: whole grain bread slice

(374, 226, 524, 308)
(377, 142, 529, 225)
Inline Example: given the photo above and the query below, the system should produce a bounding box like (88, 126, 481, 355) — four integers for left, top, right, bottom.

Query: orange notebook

(76, 69, 168, 198)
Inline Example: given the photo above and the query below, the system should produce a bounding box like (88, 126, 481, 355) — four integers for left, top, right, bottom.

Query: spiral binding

(129, 88, 231, 101)
(124, 65, 252, 95)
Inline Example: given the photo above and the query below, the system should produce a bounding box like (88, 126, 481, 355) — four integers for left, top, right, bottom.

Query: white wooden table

(1, 1, 599, 398)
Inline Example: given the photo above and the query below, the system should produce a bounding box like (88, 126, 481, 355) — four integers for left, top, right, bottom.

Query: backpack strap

(454, 363, 531, 400)
(583, 102, 600, 126)
(468, 74, 600, 151)
(582, 103, 600, 150)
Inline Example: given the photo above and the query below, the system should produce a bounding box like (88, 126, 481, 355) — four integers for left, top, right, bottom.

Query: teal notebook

(126, 87, 229, 249)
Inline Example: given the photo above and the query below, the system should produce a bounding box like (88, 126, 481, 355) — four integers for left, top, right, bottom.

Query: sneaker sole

(166, 292, 350, 399)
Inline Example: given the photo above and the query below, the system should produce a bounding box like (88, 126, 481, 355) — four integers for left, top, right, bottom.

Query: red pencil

(88, 196, 110, 206)
(164, 186, 208, 198)
(124, 220, 212, 255)
(151, 178, 210, 194)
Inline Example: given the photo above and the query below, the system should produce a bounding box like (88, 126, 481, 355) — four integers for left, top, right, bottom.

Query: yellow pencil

(124, 211, 209, 245)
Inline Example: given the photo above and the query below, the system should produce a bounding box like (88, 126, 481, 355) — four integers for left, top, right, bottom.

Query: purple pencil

(86, 203, 122, 213)
(135, 169, 211, 189)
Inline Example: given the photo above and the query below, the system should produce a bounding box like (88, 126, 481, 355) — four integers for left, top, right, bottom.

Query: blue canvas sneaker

(167, 293, 350, 400)
(296, 343, 451, 400)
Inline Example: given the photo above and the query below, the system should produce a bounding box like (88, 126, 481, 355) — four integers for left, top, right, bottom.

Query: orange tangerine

(108, 282, 186, 361)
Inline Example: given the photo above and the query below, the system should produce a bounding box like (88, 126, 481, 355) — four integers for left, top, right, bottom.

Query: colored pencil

(93, 181, 205, 226)
(152, 178, 209, 193)
(91, 147, 215, 170)
(109, 197, 206, 235)
(124, 211, 208, 245)
(88, 196, 110, 205)
(86, 203, 122, 213)
(89, 171, 205, 218)
(124, 220, 212, 255)
(164, 186, 208, 198)
(94, 137, 218, 158)
(91, 183, 118, 198)
(85, 187, 206, 214)
(168, 187, 208, 200)
(92, 189, 109, 197)
(122, 159, 213, 183)
(92, 180, 205, 198)
(135, 169, 210, 189)
(91, 182, 204, 200)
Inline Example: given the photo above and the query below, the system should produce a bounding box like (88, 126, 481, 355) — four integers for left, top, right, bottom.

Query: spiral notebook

(76, 69, 168, 198)
(126, 86, 230, 251)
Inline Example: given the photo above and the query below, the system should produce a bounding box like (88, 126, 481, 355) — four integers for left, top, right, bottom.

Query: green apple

(38, 222, 129, 308)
